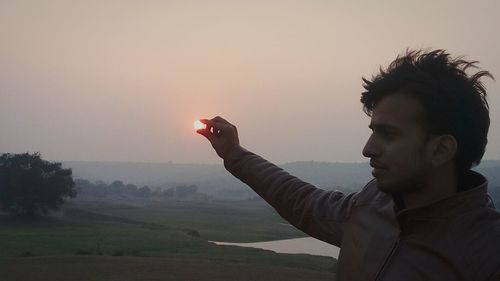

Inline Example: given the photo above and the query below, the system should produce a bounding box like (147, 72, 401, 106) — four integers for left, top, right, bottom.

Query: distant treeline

(75, 179, 209, 201)
(72, 162, 500, 203)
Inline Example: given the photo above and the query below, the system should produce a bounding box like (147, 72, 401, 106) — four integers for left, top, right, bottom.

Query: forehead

(370, 93, 425, 128)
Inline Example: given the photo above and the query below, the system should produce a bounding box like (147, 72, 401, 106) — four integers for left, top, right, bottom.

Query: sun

(193, 120, 206, 130)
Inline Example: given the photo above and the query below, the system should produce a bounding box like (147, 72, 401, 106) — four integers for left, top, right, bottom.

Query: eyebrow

(368, 123, 401, 132)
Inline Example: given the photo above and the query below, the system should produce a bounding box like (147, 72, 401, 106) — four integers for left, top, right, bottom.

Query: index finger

(199, 119, 210, 124)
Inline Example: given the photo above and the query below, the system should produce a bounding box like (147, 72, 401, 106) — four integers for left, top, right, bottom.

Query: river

(212, 237, 339, 258)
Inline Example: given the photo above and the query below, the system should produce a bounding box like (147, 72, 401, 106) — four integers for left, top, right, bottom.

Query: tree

(174, 184, 198, 198)
(135, 185, 151, 198)
(109, 180, 125, 195)
(0, 153, 76, 217)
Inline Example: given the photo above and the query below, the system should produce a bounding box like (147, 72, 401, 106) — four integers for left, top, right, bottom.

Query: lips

(369, 161, 388, 178)
(369, 160, 388, 170)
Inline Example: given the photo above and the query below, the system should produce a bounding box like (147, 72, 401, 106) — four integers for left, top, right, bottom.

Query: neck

(401, 167, 457, 209)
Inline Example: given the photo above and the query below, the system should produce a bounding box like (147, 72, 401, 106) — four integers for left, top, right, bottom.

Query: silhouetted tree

(175, 185, 198, 198)
(163, 187, 174, 199)
(0, 153, 76, 217)
(135, 185, 151, 198)
(109, 180, 125, 195)
(125, 184, 139, 196)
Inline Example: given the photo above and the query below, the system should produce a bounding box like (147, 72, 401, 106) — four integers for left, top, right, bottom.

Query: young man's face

(362, 93, 434, 194)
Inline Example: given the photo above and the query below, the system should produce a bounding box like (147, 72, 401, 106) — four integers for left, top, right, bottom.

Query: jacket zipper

(374, 233, 401, 281)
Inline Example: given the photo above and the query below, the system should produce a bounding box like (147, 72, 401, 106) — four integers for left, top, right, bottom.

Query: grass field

(71, 199, 308, 242)
(0, 256, 335, 281)
(0, 199, 337, 280)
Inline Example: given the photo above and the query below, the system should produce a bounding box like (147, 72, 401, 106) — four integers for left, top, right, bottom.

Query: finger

(200, 119, 219, 128)
(200, 119, 223, 133)
(201, 117, 234, 137)
(199, 119, 211, 125)
(203, 123, 224, 137)
(207, 123, 224, 135)
(197, 129, 216, 143)
(205, 123, 212, 133)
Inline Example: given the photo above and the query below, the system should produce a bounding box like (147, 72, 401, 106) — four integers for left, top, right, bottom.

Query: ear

(430, 135, 457, 167)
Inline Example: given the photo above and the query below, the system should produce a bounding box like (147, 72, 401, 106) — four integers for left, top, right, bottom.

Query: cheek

(386, 142, 426, 167)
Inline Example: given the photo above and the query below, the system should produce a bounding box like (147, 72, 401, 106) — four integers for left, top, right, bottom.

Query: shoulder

(461, 204, 500, 239)
(459, 207, 500, 278)
(354, 179, 393, 208)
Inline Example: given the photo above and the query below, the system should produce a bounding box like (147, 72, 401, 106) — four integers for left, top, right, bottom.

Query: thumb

(197, 129, 215, 143)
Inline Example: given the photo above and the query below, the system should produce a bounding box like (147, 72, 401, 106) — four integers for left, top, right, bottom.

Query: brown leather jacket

(224, 146, 500, 281)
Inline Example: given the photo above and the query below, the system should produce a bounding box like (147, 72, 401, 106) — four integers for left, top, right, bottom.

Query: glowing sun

(193, 120, 206, 130)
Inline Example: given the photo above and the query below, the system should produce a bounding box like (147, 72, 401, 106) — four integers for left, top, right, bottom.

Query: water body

(212, 237, 340, 258)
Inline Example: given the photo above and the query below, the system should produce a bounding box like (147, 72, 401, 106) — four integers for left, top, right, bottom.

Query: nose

(362, 133, 380, 158)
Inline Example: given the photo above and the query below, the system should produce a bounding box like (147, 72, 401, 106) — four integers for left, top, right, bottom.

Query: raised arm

(197, 116, 359, 246)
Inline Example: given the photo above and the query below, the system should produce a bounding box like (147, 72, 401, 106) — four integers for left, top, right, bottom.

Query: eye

(381, 128, 391, 136)
(369, 125, 399, 139)
(380, 128, 397, 138)
(372, 127, 397, 139)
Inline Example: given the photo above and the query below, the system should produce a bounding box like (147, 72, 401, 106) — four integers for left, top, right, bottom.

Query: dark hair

(361, 49, 493, 174)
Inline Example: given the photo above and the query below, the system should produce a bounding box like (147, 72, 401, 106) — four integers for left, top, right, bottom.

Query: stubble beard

(376, 168, 429, 195)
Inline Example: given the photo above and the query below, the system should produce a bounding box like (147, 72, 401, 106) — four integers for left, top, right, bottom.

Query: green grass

(0, 199, 337, 280)
(0, 256, 335, 281)
(71, 199, 306, 242)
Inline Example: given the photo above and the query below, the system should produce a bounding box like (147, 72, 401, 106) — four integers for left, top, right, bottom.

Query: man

(197, 50, 500, 280)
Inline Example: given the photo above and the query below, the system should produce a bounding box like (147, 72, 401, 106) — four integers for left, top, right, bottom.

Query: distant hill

(63, 159, 500, 200)
(62, 160, 373, 194)
(63, 161, 251, 199)
(63, 161, 231, 187)
(279, 161, 372, 191)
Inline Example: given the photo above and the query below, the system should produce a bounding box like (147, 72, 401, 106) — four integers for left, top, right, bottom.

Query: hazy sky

(1, 0, 499, 164)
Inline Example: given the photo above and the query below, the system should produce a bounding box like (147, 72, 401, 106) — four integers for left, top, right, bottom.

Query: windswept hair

(361, 49, 493, 174)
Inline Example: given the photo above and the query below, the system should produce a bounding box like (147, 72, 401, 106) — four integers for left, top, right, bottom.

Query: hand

(197, 116, 240, 159)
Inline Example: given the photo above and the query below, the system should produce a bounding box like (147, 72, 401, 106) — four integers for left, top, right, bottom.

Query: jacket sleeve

(223, 145, 359, 247)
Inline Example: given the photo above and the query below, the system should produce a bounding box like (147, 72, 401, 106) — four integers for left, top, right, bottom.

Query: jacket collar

(392, 171, 490, 229)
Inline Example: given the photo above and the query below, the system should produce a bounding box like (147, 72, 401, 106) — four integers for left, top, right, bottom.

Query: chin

(376, 177, 424, 195)
(376, 183, 395, 194)
(375, 179, 400, 194)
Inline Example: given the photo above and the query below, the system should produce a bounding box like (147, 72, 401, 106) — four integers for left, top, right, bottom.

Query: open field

(0, 256, 335, 281)
(68, 199, 307, 242)
(0, 199, 337, 280)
